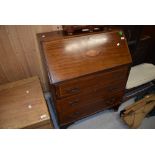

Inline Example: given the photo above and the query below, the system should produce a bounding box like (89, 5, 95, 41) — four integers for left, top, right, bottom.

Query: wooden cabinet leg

(113, 105, 120, 112)
(60, 122, 74, 129)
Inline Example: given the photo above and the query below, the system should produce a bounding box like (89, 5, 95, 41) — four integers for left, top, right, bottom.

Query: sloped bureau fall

(38, 30, 132, 128)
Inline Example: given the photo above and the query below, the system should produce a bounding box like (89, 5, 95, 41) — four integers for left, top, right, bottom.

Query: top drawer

(54, 66, 129, 98)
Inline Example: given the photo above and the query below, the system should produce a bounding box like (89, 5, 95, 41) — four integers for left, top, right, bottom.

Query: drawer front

(56, 80, 125, 114)
(55, 66, 128, 98)
(58, 94, 122, 126)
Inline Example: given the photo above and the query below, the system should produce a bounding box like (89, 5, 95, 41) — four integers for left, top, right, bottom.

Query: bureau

(38, 30, 132, 128)
(0, 76, 53, 129)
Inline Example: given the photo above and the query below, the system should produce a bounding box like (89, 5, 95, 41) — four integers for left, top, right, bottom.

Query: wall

(0, 25, 62, 91)
(142, 26, 155, 64)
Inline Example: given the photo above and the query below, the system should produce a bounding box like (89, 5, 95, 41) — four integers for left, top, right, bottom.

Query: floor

(68, 98, 155, 129)
(45, 93, 155, 129)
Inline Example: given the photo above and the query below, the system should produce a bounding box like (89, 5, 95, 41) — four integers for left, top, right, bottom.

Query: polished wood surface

(0, 76, 53, 129)
(39, 30, 132, 127)
(42, 31, 131, 84)
(55, 66, 128, 98)
(0, 25, 62, 91)
(55, 66, 128, 125)
(58, 94, 122, 125)
(57, 86, 124, 115)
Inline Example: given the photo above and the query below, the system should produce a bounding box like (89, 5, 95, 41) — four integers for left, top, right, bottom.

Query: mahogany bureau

(38, 30, 132, 128)
(0, 76, 53, 129)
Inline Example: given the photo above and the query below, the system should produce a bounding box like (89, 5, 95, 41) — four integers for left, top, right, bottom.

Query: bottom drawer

(58, 94, 122, 126)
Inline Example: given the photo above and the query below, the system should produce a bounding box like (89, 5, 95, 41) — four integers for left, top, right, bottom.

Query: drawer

(55, 66, 128, 98)
(56, 81, 125, 114)
(58, 94, 122, 126)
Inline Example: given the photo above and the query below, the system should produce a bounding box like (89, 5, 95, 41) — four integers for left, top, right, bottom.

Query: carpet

(68, 98, 155, 129)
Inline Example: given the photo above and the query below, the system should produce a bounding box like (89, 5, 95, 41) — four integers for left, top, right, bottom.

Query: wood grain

(0, 76, 53, 129)
(0, 25, 62, 91)
(55, 66, 129, 98)
(42, 31, 132, 84)
(58, 94, 122, 125)
(40, 30, 132, 127)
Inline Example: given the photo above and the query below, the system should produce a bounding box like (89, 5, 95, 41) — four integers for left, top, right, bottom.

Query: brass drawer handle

(66, 87, 80, 94)
(69, 99, 79, 106)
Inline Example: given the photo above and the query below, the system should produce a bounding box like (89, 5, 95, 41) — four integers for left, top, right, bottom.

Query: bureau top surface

(41, 30, 132, 84)
(0, 76, 52, 129)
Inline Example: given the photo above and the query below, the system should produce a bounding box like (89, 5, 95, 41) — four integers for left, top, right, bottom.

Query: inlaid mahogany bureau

(38, 30, 132, 128)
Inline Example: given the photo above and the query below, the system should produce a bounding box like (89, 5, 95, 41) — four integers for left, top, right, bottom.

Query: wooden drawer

(56, 80, 125, 114)
(58, 94, 122, 126)
(55, 66, 128, 98)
